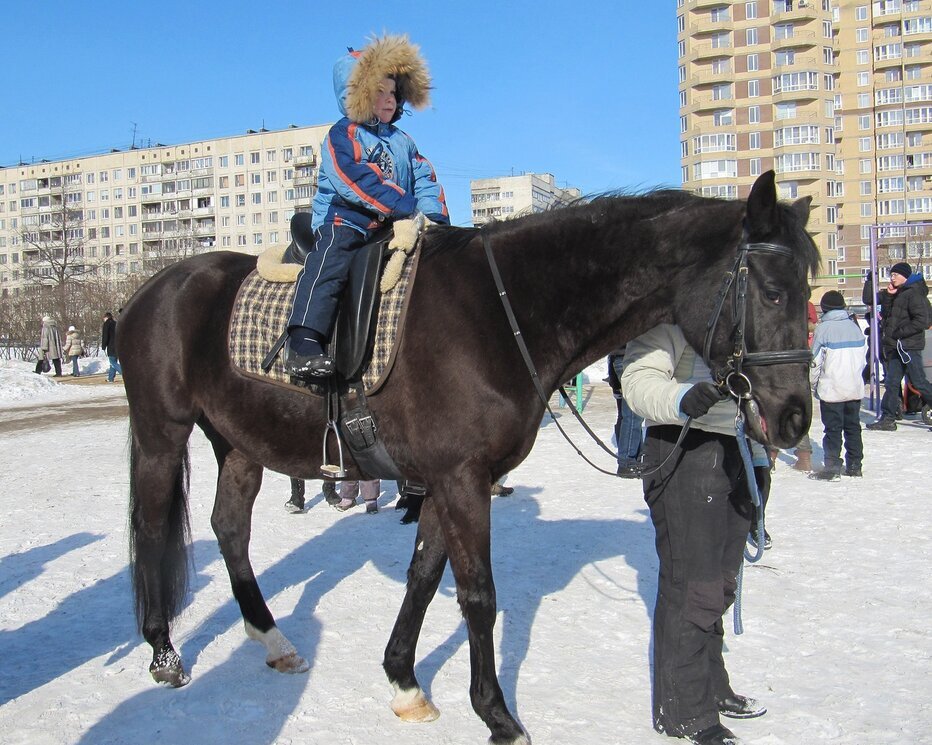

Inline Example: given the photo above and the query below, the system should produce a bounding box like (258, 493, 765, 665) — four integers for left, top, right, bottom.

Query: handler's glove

(679, 382, 727, 419)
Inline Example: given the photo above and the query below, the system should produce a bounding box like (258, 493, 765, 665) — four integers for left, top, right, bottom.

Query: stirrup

(321, 381, 346, 478)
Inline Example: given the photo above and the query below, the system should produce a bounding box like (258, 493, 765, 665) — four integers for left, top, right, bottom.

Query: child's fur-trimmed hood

(336, 34, 432, 124)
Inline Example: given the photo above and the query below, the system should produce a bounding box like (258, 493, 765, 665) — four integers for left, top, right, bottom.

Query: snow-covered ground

(0, 362, 929, 745)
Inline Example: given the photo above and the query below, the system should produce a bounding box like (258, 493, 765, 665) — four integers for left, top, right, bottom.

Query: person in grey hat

(866, 263, 932, 431)
(809, 292, 866, 480)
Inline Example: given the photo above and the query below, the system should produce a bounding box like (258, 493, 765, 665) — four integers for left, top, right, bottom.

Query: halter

(700, 234, 812, 402)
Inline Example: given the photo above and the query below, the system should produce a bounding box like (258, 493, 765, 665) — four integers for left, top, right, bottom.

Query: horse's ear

(791, 195, 813, 227)
(746, 170, 778, 235)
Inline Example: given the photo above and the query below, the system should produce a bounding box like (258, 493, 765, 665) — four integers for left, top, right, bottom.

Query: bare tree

(19, 179, 100, 324)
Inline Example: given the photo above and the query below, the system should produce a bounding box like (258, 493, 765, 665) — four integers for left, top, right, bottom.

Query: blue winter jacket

(311, 53, 449, 236)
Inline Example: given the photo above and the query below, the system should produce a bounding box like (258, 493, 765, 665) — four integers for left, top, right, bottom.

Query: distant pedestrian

(38, 316, 64, 377)
(866, 263, 932, 431)
(808, 291, 867, 481)
(101, 311, 121, 382)
(62, 325, 84, 377)
(284, 478, 339, 513)
(335, 479, 381, 514)
(609, 348, 644, 477)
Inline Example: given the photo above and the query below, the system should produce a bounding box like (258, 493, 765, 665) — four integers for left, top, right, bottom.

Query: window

(775, 102, 797, 120)
(856, 28, 869, 43)
(747, 54, 758, 72)
(859, 114, 871, 130)
(234, 154, 244, 166)
(250, 152, 260, 164)
(746, 28, 758, 45)
(859, 137, 872, 152)
(251, 173, 261, 185)
(857, 71, 869, 86)
(713, 109, 734, 126)
(746, 2, 757, 19)
(749, 158, 761, 176)
(775, 23, 794, 41)
(860, 158, 872, 174)
(860, 180, 873, 196)
(857, 49, 869, 65)
(220, 196, 230, 207)
(775, 50, 795, 66)
(749, 131, 761, 149)
(711, 32, 730, 49)
(220, 156, 229, 167)
(251, 193, 262, 205)
(748, 105, 760, 123)
(856, 6, 868, 21)
(748, 79, 760, 97)
(266, 150, 276, 163)
(693, 133, 736, 153)
(823, 20, 833, 39)
(679, 65, 687, 83)
(253, 233, 263, 246)
(861, 203, 873, 218)
(712, 83, 732, 101)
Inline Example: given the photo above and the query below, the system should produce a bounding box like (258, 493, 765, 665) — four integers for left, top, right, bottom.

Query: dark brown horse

(121, 171, 818, 744)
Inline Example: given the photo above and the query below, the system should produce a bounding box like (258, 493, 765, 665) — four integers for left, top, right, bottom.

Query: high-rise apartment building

(0, 124, 330, 295)
(470, 173, 582, 226)
(678, 0, 932, 299)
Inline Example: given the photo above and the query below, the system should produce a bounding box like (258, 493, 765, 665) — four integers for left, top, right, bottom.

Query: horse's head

(679, 171, 819, 449)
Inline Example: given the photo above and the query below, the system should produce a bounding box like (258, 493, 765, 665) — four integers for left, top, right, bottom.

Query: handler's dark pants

(288, 223, 365, 337)
(642, 426, 752, 738)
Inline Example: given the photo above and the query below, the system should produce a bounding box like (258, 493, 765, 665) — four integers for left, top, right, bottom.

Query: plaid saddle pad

(229, 250, 418, 393)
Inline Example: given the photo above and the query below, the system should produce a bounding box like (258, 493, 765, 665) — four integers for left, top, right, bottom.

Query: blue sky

(1, 1, 681, 226)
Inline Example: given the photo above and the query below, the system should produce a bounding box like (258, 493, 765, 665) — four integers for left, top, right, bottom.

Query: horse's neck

(497, 219, 678, 389)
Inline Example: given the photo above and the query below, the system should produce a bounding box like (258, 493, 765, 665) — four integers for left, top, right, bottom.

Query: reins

(483, 228, 805, 636)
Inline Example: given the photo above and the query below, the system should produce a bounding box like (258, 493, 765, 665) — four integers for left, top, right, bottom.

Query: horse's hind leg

(205, 427, 308, 675)
(129, 422, 195, 688)
(384, 497, 447, 723)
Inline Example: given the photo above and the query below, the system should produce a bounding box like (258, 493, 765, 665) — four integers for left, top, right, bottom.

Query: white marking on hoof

(391, 684, 440, 722)
(245, 622, 309, 674)
(149, 647, 190, 688)
(489, 734, 531, 745)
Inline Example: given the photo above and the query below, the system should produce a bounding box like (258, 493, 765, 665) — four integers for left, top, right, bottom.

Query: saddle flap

(282, 212, 316, 264)
(332, 235, 390, 379)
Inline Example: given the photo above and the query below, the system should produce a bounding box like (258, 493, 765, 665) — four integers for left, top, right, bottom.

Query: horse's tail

(127, 422, 192, 634)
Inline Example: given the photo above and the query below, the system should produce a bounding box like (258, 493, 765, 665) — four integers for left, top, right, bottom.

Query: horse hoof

(391, 686, 440, 722)
(149, 650, 190, 688)
(266, 651, 309, 674)
(489, 735, 531, 745)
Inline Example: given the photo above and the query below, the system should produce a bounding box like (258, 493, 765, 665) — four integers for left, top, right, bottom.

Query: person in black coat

(866, 263, 932, 430)
(101, 311, 122, 383)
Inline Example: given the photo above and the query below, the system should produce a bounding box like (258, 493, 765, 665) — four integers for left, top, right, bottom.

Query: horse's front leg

(210, 448, 308, 675)
(435, 473, 530, 745)
(384, 496, 447, 723)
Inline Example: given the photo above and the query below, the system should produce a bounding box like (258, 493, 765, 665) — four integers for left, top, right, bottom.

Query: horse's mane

(422, 187, 820, 280)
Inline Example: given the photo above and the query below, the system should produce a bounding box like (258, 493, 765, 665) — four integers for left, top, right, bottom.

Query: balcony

(294, 154, 316, 167)
(772, 2, 820, 20)
(772, 29, 818, 50)
(292, 176, 315, 187)
(690, 41, 734, 61)
(772, 54, 819, 68)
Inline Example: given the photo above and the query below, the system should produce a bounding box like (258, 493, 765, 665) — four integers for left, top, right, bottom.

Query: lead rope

(733, 413, 766, 635)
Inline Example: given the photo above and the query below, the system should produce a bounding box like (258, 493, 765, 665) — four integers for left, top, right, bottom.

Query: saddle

(269, 213, 404, 480)
(280, 213, 388, 380)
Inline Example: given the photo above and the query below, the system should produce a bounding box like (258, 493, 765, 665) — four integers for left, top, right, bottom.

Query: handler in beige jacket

(621, 323, 767, 745)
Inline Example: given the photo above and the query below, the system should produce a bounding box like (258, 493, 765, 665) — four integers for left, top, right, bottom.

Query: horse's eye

(765, 289, 783, 305)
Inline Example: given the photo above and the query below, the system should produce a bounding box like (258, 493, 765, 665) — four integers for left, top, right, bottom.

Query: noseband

(701, 237, 812, 401)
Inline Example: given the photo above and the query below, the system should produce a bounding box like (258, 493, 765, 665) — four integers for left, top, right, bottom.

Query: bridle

(700, 233, 812, 403)
(481, 229, 811, 478)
